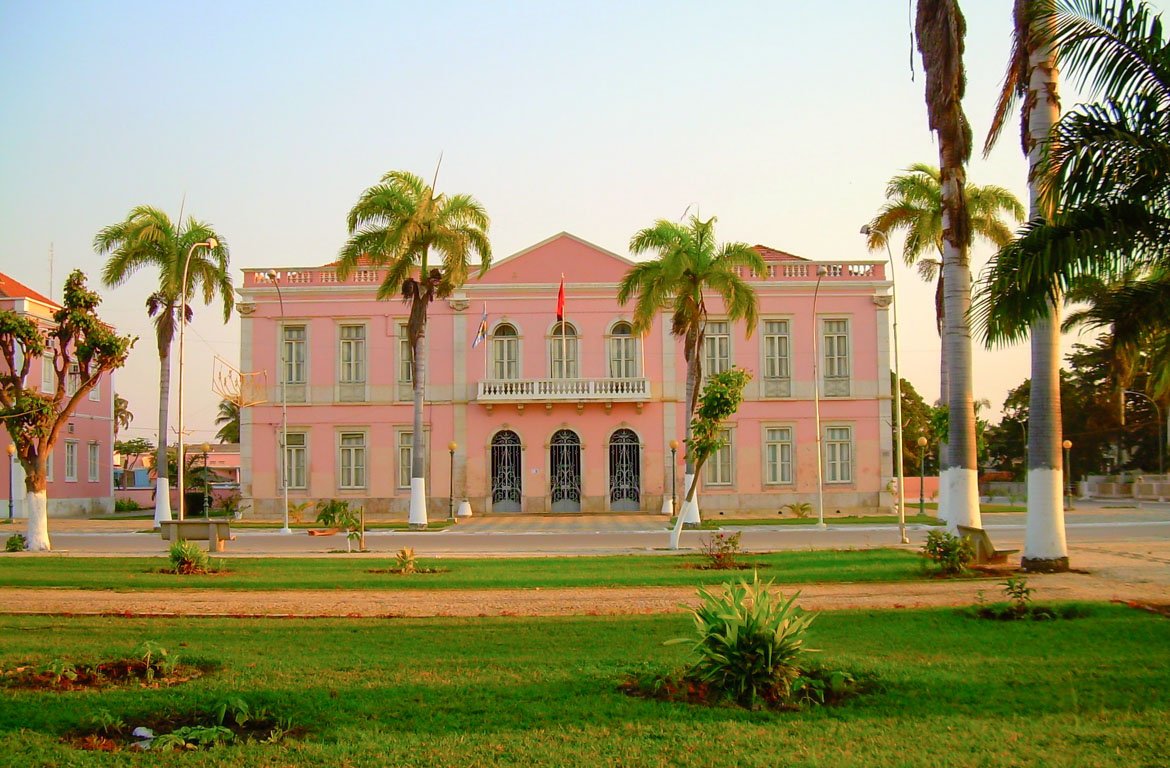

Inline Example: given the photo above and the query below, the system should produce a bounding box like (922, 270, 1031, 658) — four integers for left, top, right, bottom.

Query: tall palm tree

(916, 0, 983, 530)
(214, 398, 240, 444)
(113, 393, 133, 437)
(617, 215, 764, 524)
(982, 0, 1069, 571)
(96, 206, 232, 526)
(338, 170, 491, 528)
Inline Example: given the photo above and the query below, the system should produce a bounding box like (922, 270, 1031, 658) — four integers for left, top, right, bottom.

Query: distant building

(0, 272, 116, 517)
(237, 233, 895, 519)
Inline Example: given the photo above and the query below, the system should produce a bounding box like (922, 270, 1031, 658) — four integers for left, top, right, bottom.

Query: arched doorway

(608, 429, 641, 511)
(490, 430, 522, 513)
(549, 429, 582, 512)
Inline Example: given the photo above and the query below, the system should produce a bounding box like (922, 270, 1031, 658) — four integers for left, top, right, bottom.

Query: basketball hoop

(211, 356, 268, 407)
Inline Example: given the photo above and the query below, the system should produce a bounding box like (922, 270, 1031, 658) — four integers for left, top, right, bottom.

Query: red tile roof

(0, 272, 57, 308)
(752, 245, 809, 262)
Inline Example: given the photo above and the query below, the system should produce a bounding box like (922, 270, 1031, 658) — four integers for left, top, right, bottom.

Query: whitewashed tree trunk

(1023, 4, 1069, 571)
(154, 344, 173, 526)
(937, 354, 950, 525)
(680, 349, 701, 524)
(24, 487, 50, 551)
(408, 313, 428, 529)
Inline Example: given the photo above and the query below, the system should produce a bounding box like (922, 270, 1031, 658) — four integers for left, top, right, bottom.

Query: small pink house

(0, 272, 116, 518)
(237, 233, 895, 519)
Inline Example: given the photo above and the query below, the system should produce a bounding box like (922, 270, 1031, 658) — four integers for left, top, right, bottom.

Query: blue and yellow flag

(472, 303, 488, 348)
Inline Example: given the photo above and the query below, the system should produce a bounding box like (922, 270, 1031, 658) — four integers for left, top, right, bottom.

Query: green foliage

(210, 696, 253, 727)
(670, 572, 815, 708)
(85, 709, 125, 736)
(792, 666, 860, 707)
(1002, 576, 1034, 612)
(698, 533, 742, 569)
(5, 534, 26, 552)
(781, 502, 812, 519)
(113, 498, 141, 512)
(686, 367, 752, 501)
(214, 398, 240, 444)
(216, 491, 247, 519)
(395, 547, 417, 574)
(314, 499, 356, 529)
(922, 530, 974, 576)
(154, 725, 235, 750)
(41, 658, 77, 684)
(168, 541, 210, 575)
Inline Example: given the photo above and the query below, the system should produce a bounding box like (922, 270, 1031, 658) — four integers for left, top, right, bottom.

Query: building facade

(237, 233, 895, 519)
(0, 272, 116, 518)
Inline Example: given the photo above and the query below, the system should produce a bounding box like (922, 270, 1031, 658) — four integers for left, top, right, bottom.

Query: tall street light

(669, 439, 679, 517)
(861, 225, 907, 543)
(448, 441, 457, 521)
(1062, 439, 1074, 510)
(265, 270, 295, 535)
(1124, 390, 1164, 475)
(201, 442, 211, 516)
(176, 237, 218, 521)
(812, 264, 828, 530)
(6, 443, 15, 520)
(917, 435, 928, 519)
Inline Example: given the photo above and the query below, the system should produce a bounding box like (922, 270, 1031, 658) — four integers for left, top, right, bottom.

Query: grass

(705, 514, 942, 527)
(0, 605, 1166, 766)
(0, 549, 926, 591)
(920, 502, 1025, 514)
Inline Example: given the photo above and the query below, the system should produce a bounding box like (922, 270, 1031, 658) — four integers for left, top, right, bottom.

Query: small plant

(288, 500, 314, 525)
(395, 546, 417, 574)
(1002, 576, 1034, 614)
(781, 502, 812, 519)
(86, 709, 126, 736)
(168, 540, 211, 574)
(154, 725, 235, 750)
(699, 532, 743, 569)
(113, 498, 142, 512)
(922, 530, 973, 576)
(5, 533, 26, 552)
(210, 696, 252, 727)
(42, 658, 78, 685)
(316, 499, 361, 552)
(217, 491, 248, 520)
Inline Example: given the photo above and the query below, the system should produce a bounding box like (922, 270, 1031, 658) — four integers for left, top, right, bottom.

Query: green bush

(168, 540, 210, 574)
(922, 530, 973, 575)
(113, 497, 141, 512)
(395, 547, 417, 574)
(670, 572, 815, 708)
(5, 533, 26, 552)
(699, 532, 743, 569)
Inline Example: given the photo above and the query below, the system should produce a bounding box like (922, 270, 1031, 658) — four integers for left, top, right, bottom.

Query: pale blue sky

(0, 1, 1149, 442)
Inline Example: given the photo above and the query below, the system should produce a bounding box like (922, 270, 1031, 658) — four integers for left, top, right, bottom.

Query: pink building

(0, 272, 116, 518)
(237, 233, 895, 519)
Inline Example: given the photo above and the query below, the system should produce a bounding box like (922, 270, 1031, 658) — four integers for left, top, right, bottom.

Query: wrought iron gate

(550, 429, 582, 512)
(490, 431, 522, 512)
(608, 429, 641, 511)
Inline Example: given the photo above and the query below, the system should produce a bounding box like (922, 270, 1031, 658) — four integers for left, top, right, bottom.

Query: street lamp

(812, 264, 828, 529)
(669, 439, 679, 517)
(265, 270, 296, 535)
(201, 442, 211, 517)
(861, 224, 907, 544)
(448, 441, 458, 521)
(1124, 390, 1164, 475)
(6, 443, 15, 520)
(1062, 439, 1074, 510)
(917, 435, 928, 518)
(176, 237, 218, 522)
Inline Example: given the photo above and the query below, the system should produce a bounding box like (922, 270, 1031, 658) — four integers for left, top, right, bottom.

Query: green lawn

(1, 605, 1166, 766)
(709, 514, 942, 527)
(0, 549, 924, 591)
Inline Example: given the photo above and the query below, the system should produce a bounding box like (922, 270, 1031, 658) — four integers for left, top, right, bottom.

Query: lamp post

(448, 441, 457, 521)
(917, 435, 928, 518)
(6, 443, 15, 520)
(265, 270, 295, 535)
(860, 225, 907, 543)
(669, 439, 679, 517)
(176, 237, 218, 522)
(1062, 439, 1073, 510)
(812, 265, 828, 529)
(201, 442, 211, 517)
(1124, 390, 1163, 475)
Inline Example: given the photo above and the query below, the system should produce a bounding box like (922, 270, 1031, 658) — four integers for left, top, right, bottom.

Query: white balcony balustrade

(478, 377, 650, 403)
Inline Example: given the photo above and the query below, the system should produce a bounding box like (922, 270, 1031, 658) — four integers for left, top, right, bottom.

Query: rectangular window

(338, 325, 366, 384)
(88, 378, 100, 401)
(65, 440, 78, 482)
(608, 331, 637, 378)
(398, 323, 413, 387)
(704, 428, 733, 486)
(823, 319, 850, 396)
(282, 326, 306, 384)
(66, 362, 81, 396)
(338, 432, 366, 489)
(493, 333, 519, 380)
(549, 324, 578, 379)
(703, 321, 730, 374)
(764, 427, 793, 485)
(46, 449, 54, 482)
(762, 320, 790, 397)
(88, 443, 100, 482)
(826, 426, 853, 483)
(41, 353, 55, 393)
(282, 432, 307, 490)
(398, 430, 414, 489)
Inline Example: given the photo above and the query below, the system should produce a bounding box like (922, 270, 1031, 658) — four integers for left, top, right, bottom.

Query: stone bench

(160, 519, 235, 552)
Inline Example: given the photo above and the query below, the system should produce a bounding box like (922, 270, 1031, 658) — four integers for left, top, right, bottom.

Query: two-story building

(237, 233, 895, 519)
(0, 271, 116, 518)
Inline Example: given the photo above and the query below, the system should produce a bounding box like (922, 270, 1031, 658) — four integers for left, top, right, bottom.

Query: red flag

(556, 275, 565, 321)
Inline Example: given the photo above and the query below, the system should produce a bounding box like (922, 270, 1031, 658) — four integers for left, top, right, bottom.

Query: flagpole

(561, 275, 567, 378)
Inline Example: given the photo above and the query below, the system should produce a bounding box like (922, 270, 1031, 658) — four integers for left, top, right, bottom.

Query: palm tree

(338, 170, 491, 528)
(915, 0, 983, 530)
(113, 393, 133, 437)
(96, 206, 232, 527)
(617, 215, 764, 524)
(214, 398, 240, 444)
(982, 0, 1069, 571)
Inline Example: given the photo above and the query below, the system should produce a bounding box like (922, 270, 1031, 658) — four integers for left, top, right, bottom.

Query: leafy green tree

(896, 374, 939, 476)
(113, 393, 133, 437)
(214, 398, 240, 444)
(0, 271, 134, 550)
(337, 170, 491, 528)
(114, 437, 154, 489)
(618, 215, 763, 525)
(96, 206, 232, 526)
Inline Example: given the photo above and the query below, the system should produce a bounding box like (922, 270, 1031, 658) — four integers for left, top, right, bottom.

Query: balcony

(477, 377, 650, 413)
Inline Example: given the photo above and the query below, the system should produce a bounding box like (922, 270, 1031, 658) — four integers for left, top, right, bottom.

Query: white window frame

(338, 431, 367, 490)
(88, 375, 101, 401)
(608, 322, 638, 378)
(703, 321, 731, 375)
(764, 426, 793, 485)
(762, 319, 791, 397)
(822, 318, 851, 396)
(826, 425, 854, 484)
(281, 325, 307, 385)
(87, 442, 100, 483)
(66, 362, 81, 397)
(492, 323, 520, 380)
(704, 428, 734, 486)
(549, 322, 578, 379)
(338, 324, 366, 385)
(282, 431, 307, 490)
(41, 352, 55, 393)
(64, 440, 78, 482)
(398, 322, 413, 388)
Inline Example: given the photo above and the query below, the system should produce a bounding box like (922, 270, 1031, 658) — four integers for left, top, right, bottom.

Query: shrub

(395, 547, 417, 574)
(113, 498, 141, 512)
(216, 492, 248, 520)
(699, 532, 743, 569)
(5, 533, 26, 552)
(169, 540, 211, 574)
(1003, 576, 1034, 614)
(922, 530, 973, 575)
(316, 500, 361, 552)
(781, 502, 812, 519)
(670, 572, 815, 708)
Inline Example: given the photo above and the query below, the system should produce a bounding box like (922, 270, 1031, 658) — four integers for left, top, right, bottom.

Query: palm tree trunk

(408, 308, 429, 529)
(154, 341, 173, 526)
(1023, 2, 1069, 572)
(937, 348, 950, 524)
(680, 341, 702, 525)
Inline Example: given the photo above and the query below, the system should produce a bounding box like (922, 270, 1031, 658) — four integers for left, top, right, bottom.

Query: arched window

(492, 323, 519, 380)
(608, 322, 638, 378)
(549, 322, 578, 379)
